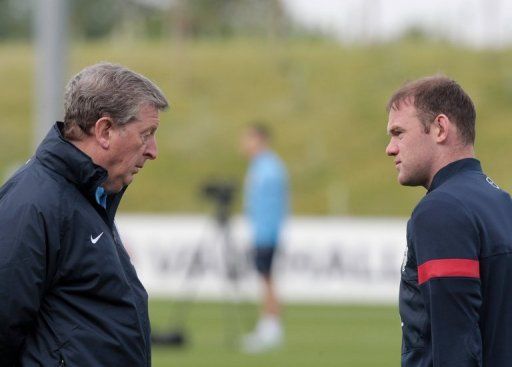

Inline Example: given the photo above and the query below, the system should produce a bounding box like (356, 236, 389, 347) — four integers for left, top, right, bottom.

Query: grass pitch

(150, 299, 400, 367)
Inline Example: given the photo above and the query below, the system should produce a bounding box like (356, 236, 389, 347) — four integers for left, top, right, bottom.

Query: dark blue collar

(428, 158, 482, 192)
(36, 122, 108, 194)
(35, 122, 125, 219)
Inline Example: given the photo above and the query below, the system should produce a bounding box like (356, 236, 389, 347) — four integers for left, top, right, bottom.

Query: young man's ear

(94, 117, 114, 149)
(433, 114, 450, 143)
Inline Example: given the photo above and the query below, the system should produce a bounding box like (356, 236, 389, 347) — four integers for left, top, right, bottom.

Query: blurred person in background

(386, 75, 512, 367)
(240, 122, 289, 353)
(0, 62, 168, 366)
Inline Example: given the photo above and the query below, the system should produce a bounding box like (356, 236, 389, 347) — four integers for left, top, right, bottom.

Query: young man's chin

(398, 175, 424, 187)
(397, 173, 407, 185)
(398, 174, 413, 187)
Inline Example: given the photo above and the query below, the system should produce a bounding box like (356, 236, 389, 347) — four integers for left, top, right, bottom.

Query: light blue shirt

(244, 150, 289, 247)
(95, 186, 107, 208)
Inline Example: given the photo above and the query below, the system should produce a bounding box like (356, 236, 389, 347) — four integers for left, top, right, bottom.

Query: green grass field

(149, 299, 400, 367)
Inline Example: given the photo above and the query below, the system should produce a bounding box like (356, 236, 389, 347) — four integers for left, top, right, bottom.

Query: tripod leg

(218, 219, 249, 349)
(152, 218, 222, 346)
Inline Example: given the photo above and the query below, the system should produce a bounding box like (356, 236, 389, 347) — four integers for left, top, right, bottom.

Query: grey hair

(63, 62, 169, 139)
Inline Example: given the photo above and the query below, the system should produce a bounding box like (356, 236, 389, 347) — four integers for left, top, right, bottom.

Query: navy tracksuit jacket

(400, 158, 512, 366)
(0, 123, 151, 366)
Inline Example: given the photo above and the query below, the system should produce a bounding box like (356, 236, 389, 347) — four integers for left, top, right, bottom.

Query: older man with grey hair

(0, 62, 168, 366)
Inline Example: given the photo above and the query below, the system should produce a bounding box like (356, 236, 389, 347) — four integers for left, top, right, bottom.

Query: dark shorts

(253, 246, 277, 276)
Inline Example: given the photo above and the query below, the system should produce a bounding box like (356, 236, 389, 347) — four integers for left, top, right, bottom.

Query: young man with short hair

(386, 75, 512, 366)
(241, 123, 289, 353)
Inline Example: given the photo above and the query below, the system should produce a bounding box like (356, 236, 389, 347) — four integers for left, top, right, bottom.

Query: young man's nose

(386, 140, 398, 156)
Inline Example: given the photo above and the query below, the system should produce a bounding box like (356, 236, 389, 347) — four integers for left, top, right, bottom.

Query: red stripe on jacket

(418, 258, 480, 285)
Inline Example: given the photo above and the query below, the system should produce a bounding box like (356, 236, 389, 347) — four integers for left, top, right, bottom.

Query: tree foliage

(0, 0, 296, 40)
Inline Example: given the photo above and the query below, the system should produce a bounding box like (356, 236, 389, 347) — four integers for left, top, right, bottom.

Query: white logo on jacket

(401, 246, 408, 273)
(90, 232, 104, 244)
(486, 176, 500, 189)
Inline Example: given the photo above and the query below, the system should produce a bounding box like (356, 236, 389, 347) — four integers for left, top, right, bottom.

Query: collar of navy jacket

(428, 158, 482, 193)
(35, 121, 125, 227)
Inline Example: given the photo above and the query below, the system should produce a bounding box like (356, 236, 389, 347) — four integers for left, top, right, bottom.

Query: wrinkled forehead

(134, 104, 160, 124)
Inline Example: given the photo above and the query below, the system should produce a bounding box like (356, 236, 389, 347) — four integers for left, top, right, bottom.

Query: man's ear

(94, 117, 114, 149)
(433, 114, 451, 144)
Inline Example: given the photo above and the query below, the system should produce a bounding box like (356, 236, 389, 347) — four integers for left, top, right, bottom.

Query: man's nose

(145, 137, 158, 160)
(386, 140, 398, 156)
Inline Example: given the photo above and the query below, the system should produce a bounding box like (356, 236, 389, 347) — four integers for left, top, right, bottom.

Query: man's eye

(141, 132, 152, 142)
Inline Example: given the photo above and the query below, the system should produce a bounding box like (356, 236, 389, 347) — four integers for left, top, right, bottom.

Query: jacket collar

(428, 158, 482, 193)
(35, 122, 109, 201)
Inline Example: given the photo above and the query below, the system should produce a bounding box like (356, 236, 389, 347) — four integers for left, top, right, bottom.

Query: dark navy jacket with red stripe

(400, 158, 512, 367)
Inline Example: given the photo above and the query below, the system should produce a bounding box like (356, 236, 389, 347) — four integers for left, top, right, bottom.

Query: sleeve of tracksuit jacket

(410, 195, 482, 366)
(0, 202, 47, 366)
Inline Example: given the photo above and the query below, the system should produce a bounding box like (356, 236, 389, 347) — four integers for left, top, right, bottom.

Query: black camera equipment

(201, 180, 236, 225)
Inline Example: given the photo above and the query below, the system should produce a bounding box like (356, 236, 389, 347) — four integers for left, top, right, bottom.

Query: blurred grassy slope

(1, 39, 512, 215)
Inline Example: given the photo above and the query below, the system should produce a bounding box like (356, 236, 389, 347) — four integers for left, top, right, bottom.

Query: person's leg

(256, 271, 282, 342)
(243, 246, 283, 352)
(261, 273, 280, 317)
(255, 246, 279, 319)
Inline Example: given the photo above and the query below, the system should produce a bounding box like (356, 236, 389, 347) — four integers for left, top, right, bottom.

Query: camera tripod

(152, 183, 252, 349)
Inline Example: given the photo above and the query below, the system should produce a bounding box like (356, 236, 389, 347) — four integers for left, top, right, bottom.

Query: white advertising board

(117, 215, 407, 304)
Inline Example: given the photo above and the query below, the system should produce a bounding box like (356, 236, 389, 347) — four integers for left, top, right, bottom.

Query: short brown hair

(387, 75, 476, 145)
(248, 121, 271, 141)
